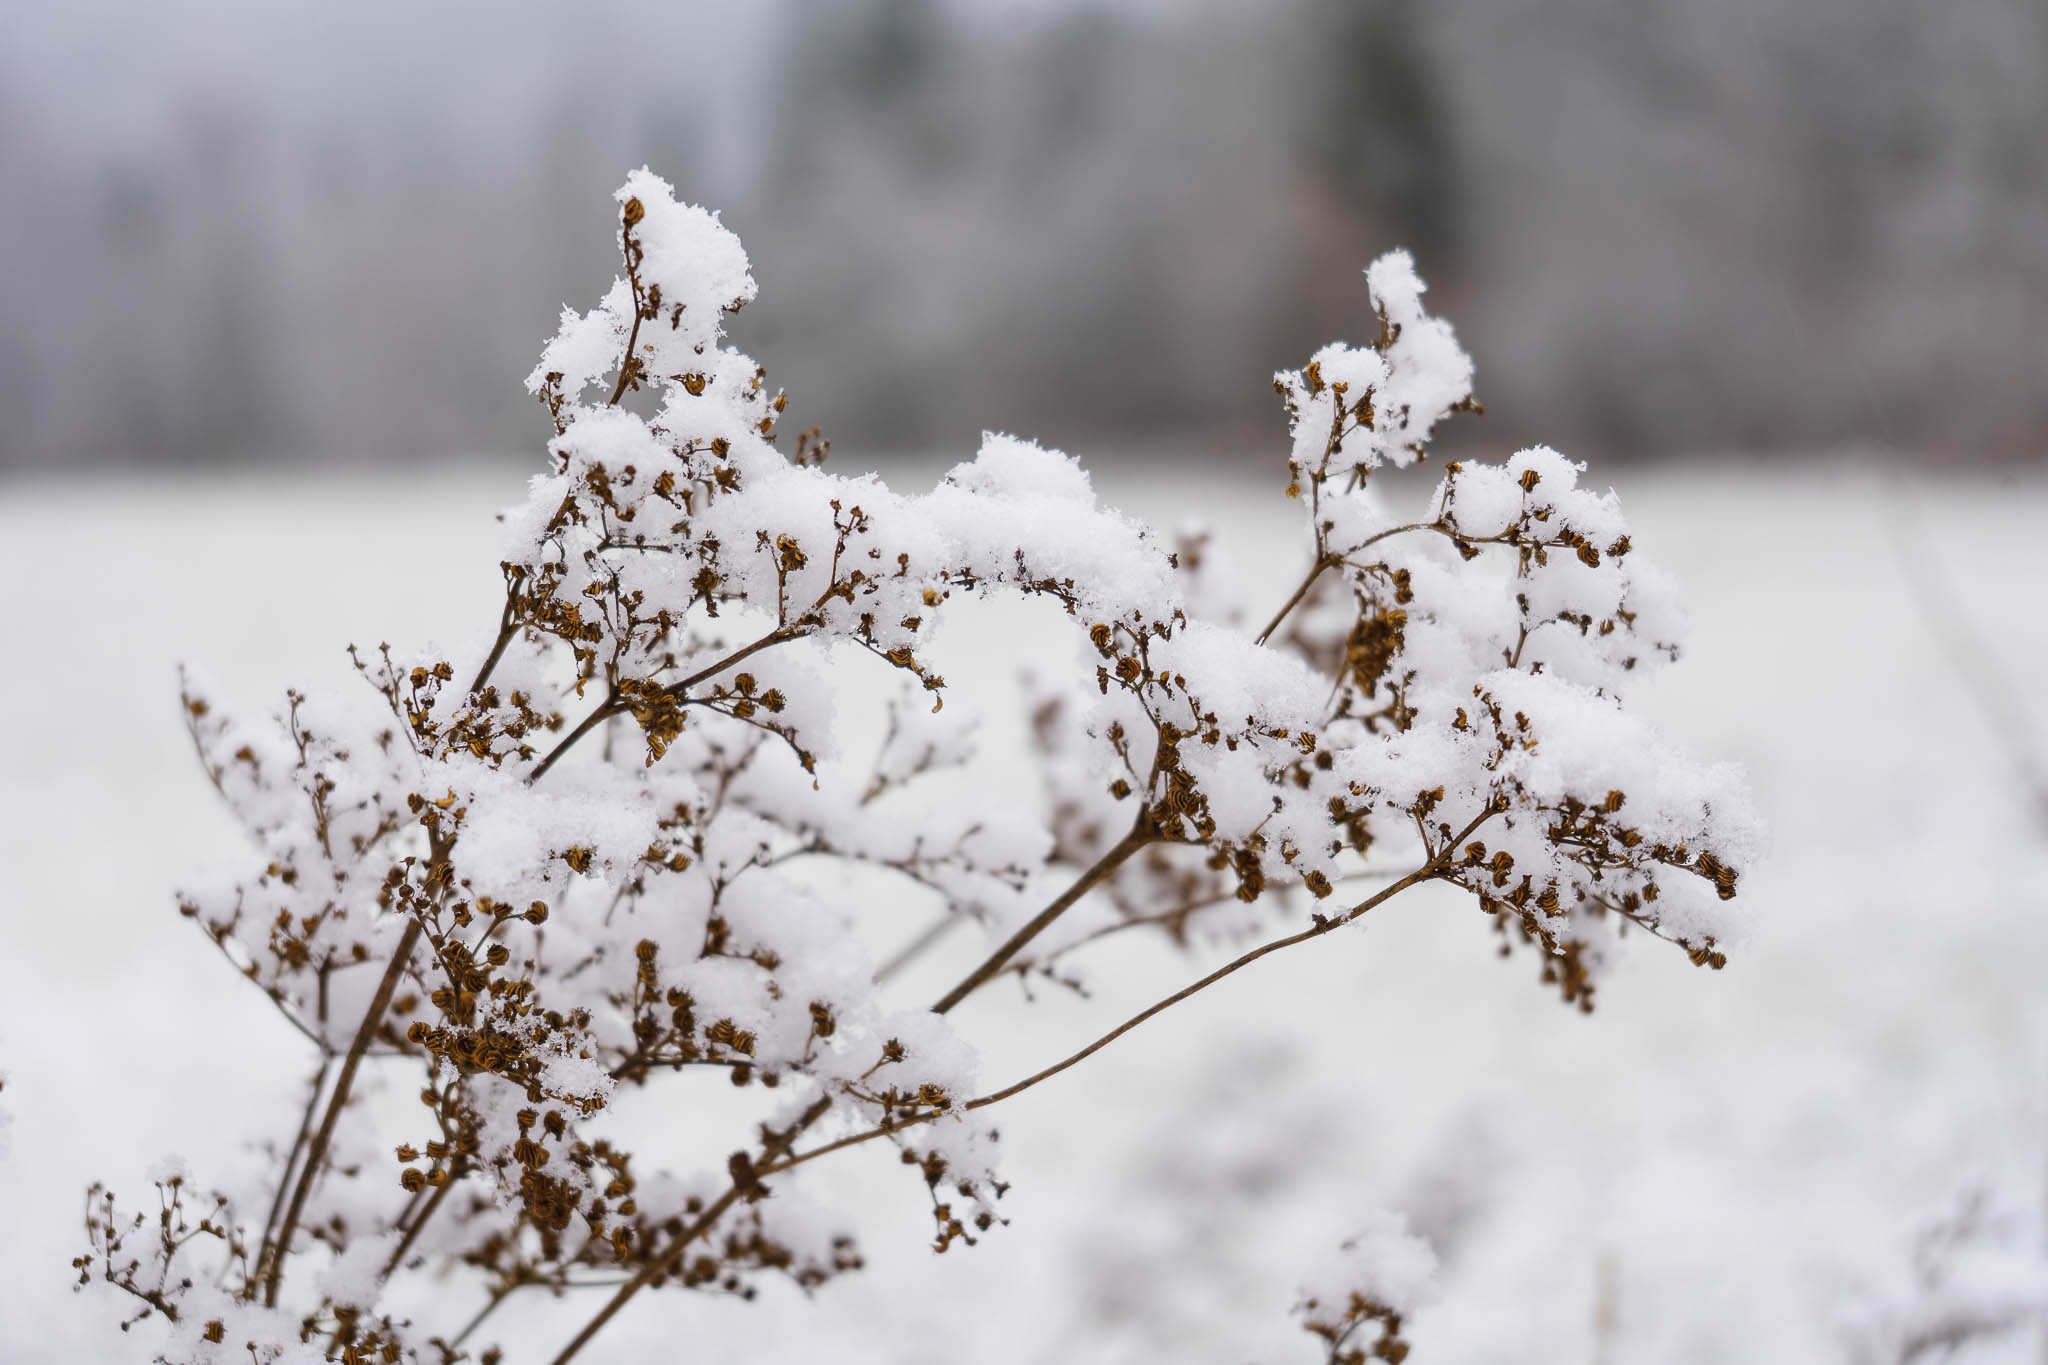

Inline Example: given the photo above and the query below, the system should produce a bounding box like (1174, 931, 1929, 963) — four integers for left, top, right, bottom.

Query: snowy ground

(3, 456, 2046, 1363)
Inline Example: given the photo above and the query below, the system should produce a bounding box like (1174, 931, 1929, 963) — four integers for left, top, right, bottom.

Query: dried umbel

(79, 168, 1760, 1363)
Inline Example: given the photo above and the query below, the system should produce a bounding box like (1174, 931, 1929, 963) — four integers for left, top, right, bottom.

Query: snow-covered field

(3, 458, 2045, 1363)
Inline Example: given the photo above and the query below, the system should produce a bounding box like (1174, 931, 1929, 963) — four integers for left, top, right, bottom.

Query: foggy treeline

(3, 0, 2043, 471)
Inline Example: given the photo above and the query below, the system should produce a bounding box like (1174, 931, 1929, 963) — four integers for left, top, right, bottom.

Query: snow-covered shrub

(75, 168, 1761, 1363)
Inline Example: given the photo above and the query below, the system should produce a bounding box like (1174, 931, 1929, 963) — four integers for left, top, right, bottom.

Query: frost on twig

(78, 168, 1759, 1363)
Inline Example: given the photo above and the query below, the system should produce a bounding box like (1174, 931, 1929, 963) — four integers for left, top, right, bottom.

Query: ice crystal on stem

(80, 169, 1759, 1363)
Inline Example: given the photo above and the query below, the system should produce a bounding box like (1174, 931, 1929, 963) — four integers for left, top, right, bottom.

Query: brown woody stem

(252, 1055, 331, 1287)
(264, 916, 423, 1306)
(547, 1095, 833, 1364)
(930, 822, 1153, 1014)
(1257, 553, 1338, 645)
(380, 1169, 456, 1279)
(528, 691, 621, 783)
(544, 821, 1167, 1361)
(760, 846, 1469, 1180)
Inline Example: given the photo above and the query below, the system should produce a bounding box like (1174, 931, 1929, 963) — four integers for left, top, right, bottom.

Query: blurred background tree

(0, 0, 2042, 470)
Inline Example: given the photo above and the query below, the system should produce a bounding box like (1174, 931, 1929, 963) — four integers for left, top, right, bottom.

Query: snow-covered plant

(76, 168, 1760, 1363)
(1295, 1212, 1440, 1364)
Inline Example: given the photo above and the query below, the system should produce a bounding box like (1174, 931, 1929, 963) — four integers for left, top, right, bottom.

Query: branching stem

(381, 1170, 456, 1279)
(467, 595, 519, 699)
(529, 691, 621, 783)
(252, 1055, 331, 1288)
(930, 821, 1154, 1014)
(761, 816, 1489, 1178)
(545, 818, 1173, 1361)
(1258, 553, 1338, 645)
(262, 916, 423, 1306)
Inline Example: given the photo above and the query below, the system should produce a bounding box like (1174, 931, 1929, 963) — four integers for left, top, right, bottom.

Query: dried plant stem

(668, 626, 806, 695)
(263, 917, 423, 1306)
(1044, 868, 1396, 964)
(467, 597, 519, 699)
(548, 1191, 740, 1362)
(606, 220, 645, 408)
(370, 629, 826, 1309)
(527, 627, 809, 784)
(550, 813, 1489, 1363)
(930, 822, 1154, 1014)
(529, 692, 622, 783)
(252, 1056, 332, 1284)
(965, 862, 1442, 1110)
(381, 1170, 457, 1279)
(547, 828, 1163, 1362)
(547, 1095, 834, 1365)
(763, 828, 1482, 1179)
(1256, 520, 1460, 647)
(1258, 554, 1338, 645)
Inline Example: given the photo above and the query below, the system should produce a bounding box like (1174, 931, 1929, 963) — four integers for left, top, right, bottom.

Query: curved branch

(762, 812, 1495, 1178)
(1041, 868, 1398, 966)
(963, 863, 1440, 1110)
(546, 808, 1491, 1361)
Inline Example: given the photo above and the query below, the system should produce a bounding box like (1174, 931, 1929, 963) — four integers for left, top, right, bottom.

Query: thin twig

(466, 595, 518, 699)
(761, 811, 1494, 1178)
(1258, 554, 1337, 645)
(606, 217, 645, 408)
(930, 822, 1154, 1014)
(380, 1171, 456, 1279)
(528, 693, 620, 783)
(965, 863, 1442, 1110)
(666, 626, 806, 696)
(548, 1096, 833, 1365)
(524, 629, 809, 786)
(1255, 521, 1460, 648)
(252, 1055, 332, 1286)
(263, 917, 424, 1306)
(1042, 869, 1396, 965)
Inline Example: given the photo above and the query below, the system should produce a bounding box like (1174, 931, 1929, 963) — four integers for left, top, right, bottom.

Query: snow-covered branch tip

(82, 167, 1760, 1363)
